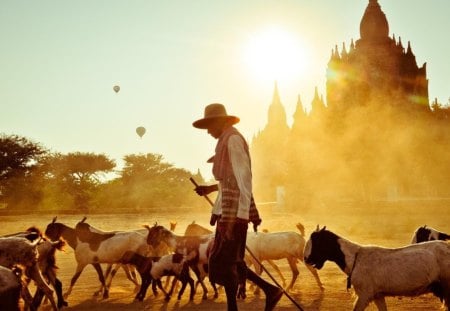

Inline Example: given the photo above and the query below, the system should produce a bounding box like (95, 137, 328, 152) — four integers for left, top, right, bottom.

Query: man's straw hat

(192, 103, 240, 129)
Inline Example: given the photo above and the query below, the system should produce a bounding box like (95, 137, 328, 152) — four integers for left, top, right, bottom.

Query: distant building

(251, 0, 448, 208)
(326, 0, 429, 114)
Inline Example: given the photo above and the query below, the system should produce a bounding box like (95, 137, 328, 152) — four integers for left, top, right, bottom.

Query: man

(193, 103, 283, 311)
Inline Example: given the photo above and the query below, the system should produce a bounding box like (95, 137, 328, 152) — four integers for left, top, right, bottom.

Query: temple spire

(267, 81, 288, 130)
(334, 45, 340, 59)
(360, 0, 389, 41)
(314, 86, 319, 100)
(293, 95, 307, 119)
(272, 81, 281, 105)
(406, 41, 413, 55)
(341, 42, 348, 59)
(311, 86, 326, 115)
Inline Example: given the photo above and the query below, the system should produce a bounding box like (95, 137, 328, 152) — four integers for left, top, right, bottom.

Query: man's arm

(194, 184, 218, 196)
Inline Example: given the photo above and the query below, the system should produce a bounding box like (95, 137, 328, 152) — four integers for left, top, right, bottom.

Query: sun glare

(243, 26, 309, 84)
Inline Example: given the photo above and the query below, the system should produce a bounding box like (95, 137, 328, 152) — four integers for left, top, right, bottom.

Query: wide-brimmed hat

(192, 103, 240, 129)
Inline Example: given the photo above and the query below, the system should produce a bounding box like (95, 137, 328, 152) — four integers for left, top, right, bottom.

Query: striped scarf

(212, 127, 261, 224)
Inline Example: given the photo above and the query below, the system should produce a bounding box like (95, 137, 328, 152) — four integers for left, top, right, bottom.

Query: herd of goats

(0, 215, 450, 311)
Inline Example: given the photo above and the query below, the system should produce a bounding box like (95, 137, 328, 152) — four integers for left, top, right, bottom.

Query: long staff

(189, 177, 304, 310)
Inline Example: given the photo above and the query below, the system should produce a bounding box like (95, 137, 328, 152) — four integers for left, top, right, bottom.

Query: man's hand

(194, 184, 218, 196)
(209, 214, 219, 226)
(252, 218, 262, 232)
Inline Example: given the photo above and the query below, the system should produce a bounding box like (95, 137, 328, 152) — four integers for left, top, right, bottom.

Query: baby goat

(120, 251, 195, 302)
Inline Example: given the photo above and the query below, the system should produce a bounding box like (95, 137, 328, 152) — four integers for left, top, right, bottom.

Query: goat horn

(52, 216, 57, 223)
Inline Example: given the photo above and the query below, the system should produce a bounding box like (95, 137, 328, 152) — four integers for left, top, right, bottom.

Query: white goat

(45, 216, 151, 299)
(88, 222, 174, 293)
(246, 230, 323, 292)
(305, 226, 450, 311)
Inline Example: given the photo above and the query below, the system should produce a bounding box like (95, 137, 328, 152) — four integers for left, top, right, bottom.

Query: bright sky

(1, 0, 449, 180)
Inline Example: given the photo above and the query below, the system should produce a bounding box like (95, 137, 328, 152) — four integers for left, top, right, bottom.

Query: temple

(251, 0, 448, 208)
(326, 0, 429, 113)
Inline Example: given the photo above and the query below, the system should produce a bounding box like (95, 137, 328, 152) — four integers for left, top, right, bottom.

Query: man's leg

(246, 268, 283, 311)
(224, 281, 239, 311)
(210, 223, 241, 310)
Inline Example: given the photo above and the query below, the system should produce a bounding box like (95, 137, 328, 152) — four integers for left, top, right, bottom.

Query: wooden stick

(189, 177, 214, 206)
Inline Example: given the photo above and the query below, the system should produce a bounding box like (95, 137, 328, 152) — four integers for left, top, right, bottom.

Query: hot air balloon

(136, 126, 146, 138)
(113, 85, 120, 93)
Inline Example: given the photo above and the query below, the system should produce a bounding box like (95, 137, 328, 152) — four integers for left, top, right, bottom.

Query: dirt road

(0, 207, 446, 310)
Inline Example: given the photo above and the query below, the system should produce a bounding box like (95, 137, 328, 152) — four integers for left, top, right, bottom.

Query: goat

(411, 225, 450, 243)
(305, 226, 450, 310)
(146, 223, 215, 300)
(45, 216, 150, 299)
(45, 216, 109, 299)
(0, 235, 58, 311)
(184, 221, 213, 236)
(120, 251, 195, 301)
(75, 220, 148, 296)
(73, 219, 172, 297)
(27, 226, 68, 309)
(119, 251, 167, 301)
(245, 225, 291, 289)
(0, 265, 22, 311)
(183, 221, 220, 298)
(101, 220, 178, 293)
(246, 229, 323, 292)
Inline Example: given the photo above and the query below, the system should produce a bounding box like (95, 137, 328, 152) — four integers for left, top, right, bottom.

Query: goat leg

(28, 264, 58, 311)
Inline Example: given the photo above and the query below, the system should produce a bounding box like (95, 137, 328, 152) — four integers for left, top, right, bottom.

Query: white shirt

(212, 134, 252, 220)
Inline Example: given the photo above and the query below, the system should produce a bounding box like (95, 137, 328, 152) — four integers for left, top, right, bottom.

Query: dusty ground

(0, 203, 448, 310)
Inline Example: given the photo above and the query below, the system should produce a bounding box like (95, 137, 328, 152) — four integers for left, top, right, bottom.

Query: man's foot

(237, 283, 246, 299)
(264, 287, 283, 311)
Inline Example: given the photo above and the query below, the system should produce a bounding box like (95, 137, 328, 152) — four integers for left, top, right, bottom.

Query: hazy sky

(1, 0, 449, 179)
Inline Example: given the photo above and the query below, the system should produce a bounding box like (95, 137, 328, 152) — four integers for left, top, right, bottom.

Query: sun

(243, 26, 309, 85)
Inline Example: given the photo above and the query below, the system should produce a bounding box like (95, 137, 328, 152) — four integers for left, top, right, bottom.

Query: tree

(0, 134, 46, 211)
(43, 152, 115, 212)
(111, 153, 201, 211)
